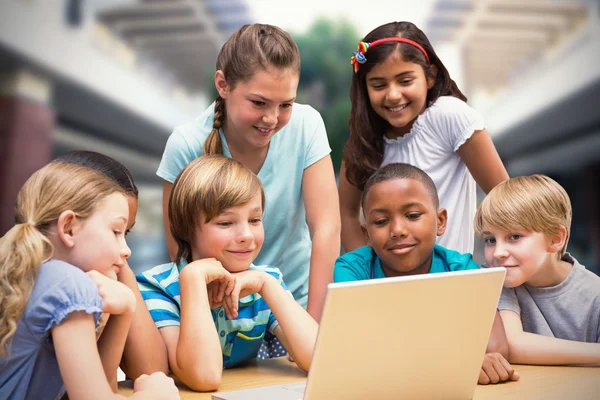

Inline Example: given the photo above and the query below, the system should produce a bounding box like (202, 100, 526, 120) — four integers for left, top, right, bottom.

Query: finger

(481, 361, 500, 384)
(216, 279, 227, 304)
(478, 368, 490, 385)
(225, 275, 235, 296)
(491, 358, 510, 382)
(499, 355, 515, 377)
(510, 371, 520, 381)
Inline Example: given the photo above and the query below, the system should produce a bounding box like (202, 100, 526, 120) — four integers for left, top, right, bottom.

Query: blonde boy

(475, 175, 600, 365)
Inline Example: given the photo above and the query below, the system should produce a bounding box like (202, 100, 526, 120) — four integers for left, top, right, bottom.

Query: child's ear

(56, 210, 78, 248)
(427, 65, 438, 90)
(360, 224, 372, 247)
(436, 208, 447, 237)
(547, 225, 568, 254)
(214, 70, 229, 99)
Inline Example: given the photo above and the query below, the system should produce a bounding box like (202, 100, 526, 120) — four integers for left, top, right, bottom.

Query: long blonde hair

(204, 23, 301, 155)
(0, 161, 125, 356)
(169, 155, 265, 264)
(475, 174, 572, 258)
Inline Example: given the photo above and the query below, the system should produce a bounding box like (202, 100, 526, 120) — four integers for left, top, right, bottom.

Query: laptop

(212, 267, 506, 400)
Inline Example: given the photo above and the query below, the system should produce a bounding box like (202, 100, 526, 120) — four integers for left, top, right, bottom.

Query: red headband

(350, 37, 430, 73)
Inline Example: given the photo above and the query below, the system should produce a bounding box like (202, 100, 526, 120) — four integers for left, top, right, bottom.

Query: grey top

(0, 260, 102, 400)
(498, 254, 600, 343)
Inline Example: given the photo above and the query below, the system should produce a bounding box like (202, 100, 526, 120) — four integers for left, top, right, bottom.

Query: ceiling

(425, 0, 590, 94)
(97, 0, 253, 92)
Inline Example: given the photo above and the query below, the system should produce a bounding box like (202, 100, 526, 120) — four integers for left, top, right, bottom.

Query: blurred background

(1, 0, 599, 274)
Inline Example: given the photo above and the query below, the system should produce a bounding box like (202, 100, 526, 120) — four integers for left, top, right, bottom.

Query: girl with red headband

(341, 21, 508, 256)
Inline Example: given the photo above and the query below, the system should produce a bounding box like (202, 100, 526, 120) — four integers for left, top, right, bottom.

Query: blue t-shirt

(0, 260, 102, 400)
(334, 244, 479, 283)
(157, 103, 331, 307)
(137, 261, 293, 368)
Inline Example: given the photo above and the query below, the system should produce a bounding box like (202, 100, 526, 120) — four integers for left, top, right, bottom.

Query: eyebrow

(114, 216, 128, 224)
(368, 202, 425, 214)
(251, 94, 296, 103)
(367, 71, 415, 82)
(220, 206, 262, 216)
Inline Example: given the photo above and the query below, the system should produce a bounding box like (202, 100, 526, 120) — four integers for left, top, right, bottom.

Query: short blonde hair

(474, 175, 572, 258)
(169, 155, 265, 264)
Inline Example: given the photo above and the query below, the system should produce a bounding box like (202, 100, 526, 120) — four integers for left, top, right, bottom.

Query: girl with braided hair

(156, 24, 340, 358)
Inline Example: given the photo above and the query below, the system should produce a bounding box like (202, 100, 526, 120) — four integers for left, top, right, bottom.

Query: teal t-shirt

(334, 244, 479, 283)
(157, 103, 331, 307)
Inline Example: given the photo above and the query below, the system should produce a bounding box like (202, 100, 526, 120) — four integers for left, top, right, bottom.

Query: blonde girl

(0, 161, 177, 400)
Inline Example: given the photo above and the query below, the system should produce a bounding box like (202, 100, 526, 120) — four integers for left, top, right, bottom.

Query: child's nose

(493, 244, 509, 259)
(390, 219, 407, 238)
(237, 224, 253, 242)
(387, 83, 403, 101)
(121, 241, 132, 260)
(262, 108, 278, 126)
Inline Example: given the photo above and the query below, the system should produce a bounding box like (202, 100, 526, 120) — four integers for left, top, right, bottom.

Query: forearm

(97, 311, 134, 391)
(307, 225, 340, 321)
(262, 277, 318, 372)
(486, 311, 509, 358)
(507, 331, 600, 365)
(118, 266, 169, 378)
(175, 273, 222, 391)
(341, 214, 366, 252)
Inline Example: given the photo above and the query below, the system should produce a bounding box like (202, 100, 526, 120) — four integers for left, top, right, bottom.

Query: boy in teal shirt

(334, 163, 519, 385)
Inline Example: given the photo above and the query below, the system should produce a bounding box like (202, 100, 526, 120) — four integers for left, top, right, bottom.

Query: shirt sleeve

(136, 274, 181, 328)
(333, 254, 370, 283)
(303, 106, 332, 169)
(497, 286, 521, 315)
(156, 128, 199, 183)
(28, 269, 103, 334)
(265, 268, 293, 334)
(430, 97, 485, 152)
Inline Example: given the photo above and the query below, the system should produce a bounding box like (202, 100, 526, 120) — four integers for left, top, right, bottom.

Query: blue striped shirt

(137, 261, 291, 368)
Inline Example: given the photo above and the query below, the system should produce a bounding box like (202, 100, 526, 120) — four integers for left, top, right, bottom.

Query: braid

(204, 96, 226, 155)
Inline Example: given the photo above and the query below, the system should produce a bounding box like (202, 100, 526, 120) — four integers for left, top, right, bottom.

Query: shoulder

(433, 245, 479, 271)
(137, 261, 181, 290)
(568, 255, 600, 291)
(420, 96, 482, 129)
(167, 106, 214, 148)
(428, 96, 475, 115)
(285, 103, 326, 135)
(28, 260, 102, 333)
(334, 246, 374, 282)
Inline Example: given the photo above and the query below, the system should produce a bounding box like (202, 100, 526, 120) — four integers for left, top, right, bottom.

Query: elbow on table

(180, 366, 222, 392)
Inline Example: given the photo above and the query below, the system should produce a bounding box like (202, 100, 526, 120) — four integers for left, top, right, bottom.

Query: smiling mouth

(254, 126, 274, 134)
(386, 103, 409, 112)
(388, 243, 417, 254)
(228, 250, 254, 256)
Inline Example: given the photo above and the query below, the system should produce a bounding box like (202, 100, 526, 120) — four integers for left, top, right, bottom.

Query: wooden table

(119, 358, 600, 399)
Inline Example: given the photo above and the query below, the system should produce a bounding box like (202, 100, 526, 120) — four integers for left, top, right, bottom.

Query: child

(475, 175, 600, 365)
(335, 163, 519, 385)
(0, 161, 178, 399)
(137, 155, 318, 391)
(54, 150, 168, 378)
(340, 21, 508, 255)
(157, 23, 340, 332)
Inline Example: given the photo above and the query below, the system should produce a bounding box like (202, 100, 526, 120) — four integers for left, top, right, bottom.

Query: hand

(133, 372, 180, 399)
(181, 258, 234, 308)
(479, 352, 520, 385)
(87, 270, 135, 315)
(223, 270, 269, 320)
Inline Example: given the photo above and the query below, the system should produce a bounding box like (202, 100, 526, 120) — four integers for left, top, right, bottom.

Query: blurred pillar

(0, 69, 54, 236)
(584, 163, 600, 272)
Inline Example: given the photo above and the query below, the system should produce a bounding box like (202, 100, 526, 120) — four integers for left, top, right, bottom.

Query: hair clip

(350, 38, 430, 73)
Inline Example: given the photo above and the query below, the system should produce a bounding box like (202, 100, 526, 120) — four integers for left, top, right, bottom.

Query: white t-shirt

(381, 96, 484, 254)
